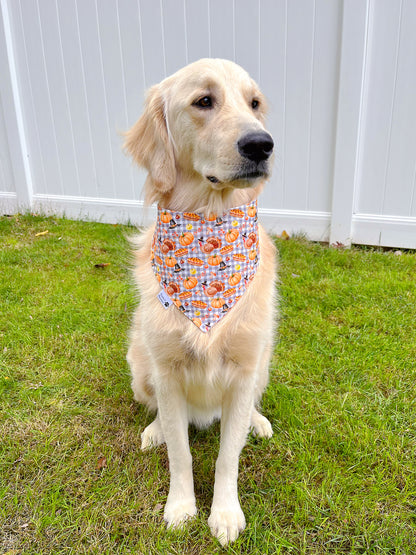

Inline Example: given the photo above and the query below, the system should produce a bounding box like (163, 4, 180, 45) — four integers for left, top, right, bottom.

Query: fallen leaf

(280, 230, 290, 240)
(94, 263, 111, 268)
(35, 230, 49, 237)
(96, 456, 107, 470)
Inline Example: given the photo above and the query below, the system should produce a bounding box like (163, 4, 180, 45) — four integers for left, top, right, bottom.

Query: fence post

(330, 0, 370, 246)
(0, 0, 33, 212)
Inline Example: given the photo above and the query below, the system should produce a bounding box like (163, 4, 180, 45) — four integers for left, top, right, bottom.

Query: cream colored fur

(125, 58, 277, 546)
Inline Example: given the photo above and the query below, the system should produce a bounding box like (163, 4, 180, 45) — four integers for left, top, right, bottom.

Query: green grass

(1, 214, 415, 554)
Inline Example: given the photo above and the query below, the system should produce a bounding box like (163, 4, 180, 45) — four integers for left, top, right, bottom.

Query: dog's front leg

(208, 376, 255, 546)
(155, 377, 197, 528)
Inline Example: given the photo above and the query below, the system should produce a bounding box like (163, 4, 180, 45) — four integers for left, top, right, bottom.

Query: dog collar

(151, 200, 259, 333)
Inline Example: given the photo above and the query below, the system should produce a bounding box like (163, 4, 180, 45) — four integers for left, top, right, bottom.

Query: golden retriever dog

(124, 58, 277, 546)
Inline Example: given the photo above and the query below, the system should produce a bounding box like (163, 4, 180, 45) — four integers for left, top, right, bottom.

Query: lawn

(1, 214, 415, 554)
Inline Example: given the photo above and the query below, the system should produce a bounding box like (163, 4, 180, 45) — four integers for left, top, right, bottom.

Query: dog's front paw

(164, 497, 197, 529)
(251, 410, 273, 438)
(208, 504, 246, 546)
(141, 419, 165, 450)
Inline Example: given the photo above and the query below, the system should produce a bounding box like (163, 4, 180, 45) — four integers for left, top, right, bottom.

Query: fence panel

(0, 0, 415, 248)
(0, 0, 32, 212)
(351, 0, 416, 248)
(0, 93, 14, 200)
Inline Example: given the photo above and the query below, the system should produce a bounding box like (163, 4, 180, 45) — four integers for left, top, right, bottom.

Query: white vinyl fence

(1, 0, 416, 248)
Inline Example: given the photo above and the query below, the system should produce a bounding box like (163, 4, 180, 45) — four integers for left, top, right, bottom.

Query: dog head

(124, 58, 273, 210)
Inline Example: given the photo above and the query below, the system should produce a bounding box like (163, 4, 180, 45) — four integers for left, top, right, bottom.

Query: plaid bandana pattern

(151, 200, 260, 333)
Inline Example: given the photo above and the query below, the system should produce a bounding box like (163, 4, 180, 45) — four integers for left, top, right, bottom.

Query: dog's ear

(124, 85, 176, 194)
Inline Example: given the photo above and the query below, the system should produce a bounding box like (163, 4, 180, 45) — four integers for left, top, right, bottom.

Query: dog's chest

(180, 355, 231, 411)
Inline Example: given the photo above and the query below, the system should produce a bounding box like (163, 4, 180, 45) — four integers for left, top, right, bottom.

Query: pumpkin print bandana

(151, 200, 260, 333)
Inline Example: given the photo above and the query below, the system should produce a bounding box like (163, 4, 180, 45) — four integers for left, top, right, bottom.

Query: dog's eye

(251, 99, 260, 110)
(194, 96, 213, 109)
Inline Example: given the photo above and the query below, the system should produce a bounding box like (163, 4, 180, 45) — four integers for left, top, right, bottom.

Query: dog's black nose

(237, 131, 274, 163)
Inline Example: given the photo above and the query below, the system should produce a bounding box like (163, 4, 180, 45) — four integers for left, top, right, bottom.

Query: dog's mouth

(206, 166, 269, 186)
(207, 175, 220, 183)
(232, 169, 266, 180)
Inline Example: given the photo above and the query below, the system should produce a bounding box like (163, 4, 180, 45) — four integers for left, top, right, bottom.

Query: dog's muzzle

(206, 131, 274, 185)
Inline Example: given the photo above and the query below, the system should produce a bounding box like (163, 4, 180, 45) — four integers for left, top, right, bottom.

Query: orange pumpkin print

(211, 297, 225, 308)
(248, 249, 257, 260)
(183, 276, 198, 289)
(225, 229, 239, 243)
(228, 272, 241, 286)
(248, 205, 257, 217)
(160, 211, 171, 223)
(178, 232, 194, 246)
(165, 256, 177, 267)
(207, 254, 222, 266)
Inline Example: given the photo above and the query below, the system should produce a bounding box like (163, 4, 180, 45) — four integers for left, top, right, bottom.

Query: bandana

(151, 200, 259, 333)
